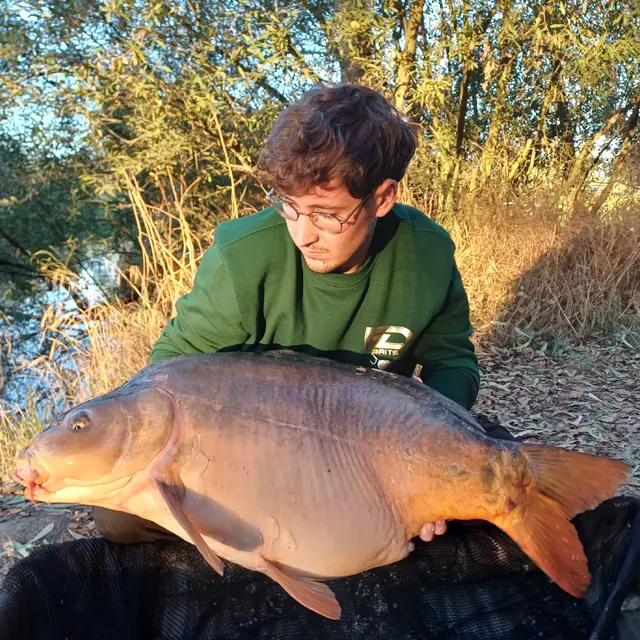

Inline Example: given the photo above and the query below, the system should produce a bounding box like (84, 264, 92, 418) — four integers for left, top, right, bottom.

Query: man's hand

(407, 520, 448, 553)
(419, 520, 447, 542)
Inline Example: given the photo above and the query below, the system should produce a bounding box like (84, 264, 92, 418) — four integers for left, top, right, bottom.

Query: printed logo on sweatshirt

(364, 326, 413, 360)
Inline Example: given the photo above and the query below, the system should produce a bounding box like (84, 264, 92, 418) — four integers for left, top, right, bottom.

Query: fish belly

(178, 417, 411, 579)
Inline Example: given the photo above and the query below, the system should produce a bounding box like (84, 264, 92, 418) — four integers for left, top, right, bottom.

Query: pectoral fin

(262, 558, 341, 620)
(153, 478, 225, 576)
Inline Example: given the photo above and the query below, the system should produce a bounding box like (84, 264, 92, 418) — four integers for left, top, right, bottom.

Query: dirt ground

(1, 338, 638, 583)
(473, 338, 639, 499)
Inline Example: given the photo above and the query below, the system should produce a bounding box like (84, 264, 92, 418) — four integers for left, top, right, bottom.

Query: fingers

(419, 522, 435, 542)
(419, 520, 447, 542)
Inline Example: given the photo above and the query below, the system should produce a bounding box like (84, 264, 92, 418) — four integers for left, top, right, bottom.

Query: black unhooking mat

(1, 417, 639, 640)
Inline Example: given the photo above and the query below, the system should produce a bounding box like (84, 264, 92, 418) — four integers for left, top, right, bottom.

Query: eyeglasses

(266, 186, 378, 235)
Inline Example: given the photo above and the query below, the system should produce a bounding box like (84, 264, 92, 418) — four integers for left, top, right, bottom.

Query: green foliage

(0, 135, 121, 312)
(0, 0, 639, 301)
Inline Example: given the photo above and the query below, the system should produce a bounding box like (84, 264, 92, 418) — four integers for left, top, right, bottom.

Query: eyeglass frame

(266, 185, 379, 235)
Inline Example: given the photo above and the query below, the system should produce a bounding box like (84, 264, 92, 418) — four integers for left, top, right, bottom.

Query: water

(1, 251, 120, 421)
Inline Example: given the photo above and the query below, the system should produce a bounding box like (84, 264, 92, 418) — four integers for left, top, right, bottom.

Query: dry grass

(0, 401, 46, 480)
(450, 213, 559, 330)
(83, 170, 206, 388)
(1, 180, 639, 478)
(34, 171, 205, 406)
(499, 220, 640, 339)
(450, 201, 640, 345)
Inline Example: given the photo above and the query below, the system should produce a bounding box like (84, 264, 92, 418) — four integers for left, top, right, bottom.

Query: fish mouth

(12, 449, 50, 501)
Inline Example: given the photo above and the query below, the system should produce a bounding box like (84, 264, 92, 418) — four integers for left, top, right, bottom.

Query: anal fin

(262, 557, 341, 620)
(153, 478, 225, 576)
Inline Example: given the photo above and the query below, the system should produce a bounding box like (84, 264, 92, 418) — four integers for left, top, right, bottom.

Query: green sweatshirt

(150, 203, 479, 409)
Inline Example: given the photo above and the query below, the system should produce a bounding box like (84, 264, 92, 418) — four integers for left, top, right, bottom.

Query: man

(94, 83, 479, 546)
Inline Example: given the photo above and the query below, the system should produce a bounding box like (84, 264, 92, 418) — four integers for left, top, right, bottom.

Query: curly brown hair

(257, 84, 417, 199)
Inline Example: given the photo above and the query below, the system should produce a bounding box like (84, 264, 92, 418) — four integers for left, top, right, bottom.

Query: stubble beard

(300, 218, 378, 274)
(302, 254, 342, 274)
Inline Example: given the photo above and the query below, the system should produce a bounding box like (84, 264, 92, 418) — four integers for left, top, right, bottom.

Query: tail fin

(498, 444, 630, 598)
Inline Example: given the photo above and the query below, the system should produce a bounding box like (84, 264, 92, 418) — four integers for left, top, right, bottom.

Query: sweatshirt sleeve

(413, 261, 479, 410)
(149, 244, 250, 364)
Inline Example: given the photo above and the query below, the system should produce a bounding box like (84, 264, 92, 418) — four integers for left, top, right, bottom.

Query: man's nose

(288, 215, 319, 247)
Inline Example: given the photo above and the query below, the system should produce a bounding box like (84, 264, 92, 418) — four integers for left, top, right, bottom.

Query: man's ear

(373, 179, 398, 218)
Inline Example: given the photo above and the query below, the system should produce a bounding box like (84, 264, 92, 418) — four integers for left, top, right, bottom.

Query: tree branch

(0, 227, 31, 257)
(590, 101, 640, 217)
(395, 0, 426, 112)
(565, 101, 636, 204)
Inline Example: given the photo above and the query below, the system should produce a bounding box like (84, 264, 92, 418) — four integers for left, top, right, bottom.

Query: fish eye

(70, 412, 90, 432)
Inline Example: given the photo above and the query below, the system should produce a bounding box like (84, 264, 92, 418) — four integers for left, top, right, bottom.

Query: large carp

(12, 351, 630, 619)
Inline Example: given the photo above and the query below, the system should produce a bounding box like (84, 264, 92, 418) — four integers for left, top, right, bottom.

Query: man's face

(279, 179, 397, 274)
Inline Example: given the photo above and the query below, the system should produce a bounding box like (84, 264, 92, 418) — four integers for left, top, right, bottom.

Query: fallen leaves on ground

(474, 340, 639, 498)
(0, 489, 97, 580)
